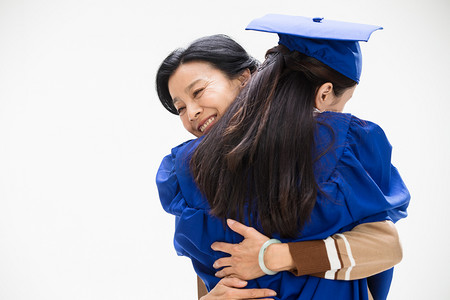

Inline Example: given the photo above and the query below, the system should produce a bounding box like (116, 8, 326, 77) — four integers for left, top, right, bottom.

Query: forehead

(168, 61, 225, 93)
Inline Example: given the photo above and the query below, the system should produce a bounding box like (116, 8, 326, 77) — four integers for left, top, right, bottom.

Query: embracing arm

(197, 277, 276, 300)
(282, 220, 401, 279)
(212, 219, 402, 281)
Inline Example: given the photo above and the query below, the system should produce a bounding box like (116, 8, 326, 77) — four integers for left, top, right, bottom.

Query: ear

(315, 82, 334, 111)
(238, 68, 251, 87)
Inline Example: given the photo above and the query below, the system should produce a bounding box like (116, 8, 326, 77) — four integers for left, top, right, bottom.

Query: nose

(187, 104, 202, 121)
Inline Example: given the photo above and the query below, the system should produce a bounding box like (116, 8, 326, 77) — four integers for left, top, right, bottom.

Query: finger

(211, 241, 234, 254)
(233, 287, 277, 299)
(213, 257, 233, 269)
(227, 219, 257, 238)
(218, 277, 248, 288)
(215, 266, 234, 278)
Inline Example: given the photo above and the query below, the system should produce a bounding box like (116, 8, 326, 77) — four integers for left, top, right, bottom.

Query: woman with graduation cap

(156, 33, 403, 299)
(156, 14, 409, 299)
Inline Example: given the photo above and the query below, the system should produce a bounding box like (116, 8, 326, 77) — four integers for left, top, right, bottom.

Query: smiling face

(168, 61, 247, 137)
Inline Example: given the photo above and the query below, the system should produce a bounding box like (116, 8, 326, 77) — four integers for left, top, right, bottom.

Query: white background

(1, 0, 449, 299)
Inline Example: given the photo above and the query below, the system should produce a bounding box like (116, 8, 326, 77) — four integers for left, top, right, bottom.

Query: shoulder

(315, 112, 353, 150)
(157, 137, 203, 183)
(348, 115, 389, 143)
(159, 137, 203, 168)
(169, 138, 198, 157)
(345, 115, 392, 163)
(156, 139, 194, 179)
(317, 112, 391, 155)
(316, 112, 388, 144)
(331, 114, 397, 193)
(314, 113, 391, 182)
(155, 138, 204, 215)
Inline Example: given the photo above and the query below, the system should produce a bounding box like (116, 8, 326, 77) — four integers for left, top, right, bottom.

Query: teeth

(200, 116, 216, 132)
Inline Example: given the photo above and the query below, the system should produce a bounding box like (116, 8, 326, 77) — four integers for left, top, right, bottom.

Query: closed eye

(193, 87, 205, 98)
(177, 107, 185, 114)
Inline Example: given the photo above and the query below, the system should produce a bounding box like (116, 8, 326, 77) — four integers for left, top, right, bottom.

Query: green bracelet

(258, 238, 281, 275)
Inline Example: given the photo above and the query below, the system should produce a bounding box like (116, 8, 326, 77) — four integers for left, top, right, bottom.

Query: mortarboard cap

(245, 14, 383, 83)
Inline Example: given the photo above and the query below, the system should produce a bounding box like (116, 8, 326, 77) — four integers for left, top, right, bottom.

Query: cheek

(181, 117, 201, 137)
(217, 89, 238, 114)
(181, 117, 193, 132)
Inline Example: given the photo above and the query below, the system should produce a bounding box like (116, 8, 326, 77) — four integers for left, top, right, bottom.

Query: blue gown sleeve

(155, 143, 192, 260)
(335, 117, 410, 225)
(155, 141, 239, 290)
(155, 143, 188, 217)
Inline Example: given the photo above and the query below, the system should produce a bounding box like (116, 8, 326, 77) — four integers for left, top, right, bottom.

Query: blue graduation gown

(156, 112, 410, 299)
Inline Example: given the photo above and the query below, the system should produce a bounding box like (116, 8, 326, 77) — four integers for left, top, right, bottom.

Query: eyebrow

(172, 78, 205, 105)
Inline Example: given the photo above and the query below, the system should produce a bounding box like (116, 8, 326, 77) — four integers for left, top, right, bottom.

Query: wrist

(265, 243, 295, 272)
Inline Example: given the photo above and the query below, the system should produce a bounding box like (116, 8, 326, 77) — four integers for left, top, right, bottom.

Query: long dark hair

(156, 34, 259, 114)
(191, 45, 356, 238)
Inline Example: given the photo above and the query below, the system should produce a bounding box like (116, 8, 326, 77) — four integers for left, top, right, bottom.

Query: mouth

(198, 115, 217, 133)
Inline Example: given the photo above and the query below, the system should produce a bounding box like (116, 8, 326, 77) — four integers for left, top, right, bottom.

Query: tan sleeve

(287, 220, 402, 280)
(197, 275, 208, 300)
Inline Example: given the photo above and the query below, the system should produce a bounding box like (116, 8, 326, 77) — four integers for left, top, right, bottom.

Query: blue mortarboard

(246, 14, 382, 83)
